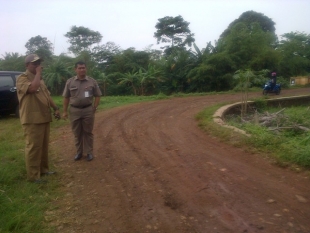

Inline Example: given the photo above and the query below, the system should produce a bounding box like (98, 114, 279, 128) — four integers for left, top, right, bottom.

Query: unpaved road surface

(51, 89, 310, 233)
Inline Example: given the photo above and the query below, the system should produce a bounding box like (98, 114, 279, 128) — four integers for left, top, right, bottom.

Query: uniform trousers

(69, 106, 94, 155)
(22, 123, 50, 181)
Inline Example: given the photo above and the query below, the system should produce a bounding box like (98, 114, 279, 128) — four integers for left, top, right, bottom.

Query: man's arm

(49, 96, 61, 119)
(93, 96, 100, 112)
(62, 97, 70, 120)
(27, 66, 43, 93)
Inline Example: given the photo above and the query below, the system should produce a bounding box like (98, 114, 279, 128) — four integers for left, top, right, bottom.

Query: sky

(1, 0, 310, 56)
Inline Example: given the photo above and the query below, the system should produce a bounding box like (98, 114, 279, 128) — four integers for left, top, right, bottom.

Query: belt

(70, 104, 92, 109)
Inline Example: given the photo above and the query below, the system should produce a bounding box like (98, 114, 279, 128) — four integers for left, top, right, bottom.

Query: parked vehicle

(0, 71, 22, 117)
(263, 80, 281, 95)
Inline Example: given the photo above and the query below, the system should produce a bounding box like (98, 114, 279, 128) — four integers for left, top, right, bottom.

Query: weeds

(199, 104, 310, 169)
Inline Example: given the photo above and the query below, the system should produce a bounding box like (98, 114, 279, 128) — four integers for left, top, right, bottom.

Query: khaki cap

(25, 54, 42, 63)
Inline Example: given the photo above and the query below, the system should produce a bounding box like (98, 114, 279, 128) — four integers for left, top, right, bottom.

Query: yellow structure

(290, 76, 310, 85)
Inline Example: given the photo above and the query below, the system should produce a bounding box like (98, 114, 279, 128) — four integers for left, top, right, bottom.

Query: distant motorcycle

(263, 81, 281, 95)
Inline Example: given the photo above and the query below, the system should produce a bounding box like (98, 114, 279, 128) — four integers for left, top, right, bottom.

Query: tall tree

(277, 32, 310, 77)
(217, 22, 279, 71)
(220, 11, 276, 39)
(25, 35, 54, 61)
(25, 35, 53, 54)
(65, 26, 103, 55)
(92, 42, 122, 70)
(160, 48, 196, 93)
(154, 15, 195, 54)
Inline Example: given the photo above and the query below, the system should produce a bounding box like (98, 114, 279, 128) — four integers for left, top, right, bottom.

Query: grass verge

(196, 102, 310, 171)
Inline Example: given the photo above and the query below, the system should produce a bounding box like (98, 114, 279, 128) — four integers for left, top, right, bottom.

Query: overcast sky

(1, 0, 309, 56)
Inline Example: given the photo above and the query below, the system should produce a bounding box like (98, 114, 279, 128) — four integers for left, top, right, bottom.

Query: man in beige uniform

(62, 61, 102, 161)
(17, 54, 60, 183)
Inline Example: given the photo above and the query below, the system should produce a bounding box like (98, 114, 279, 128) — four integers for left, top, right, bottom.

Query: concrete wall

(213, 95, 310, 136)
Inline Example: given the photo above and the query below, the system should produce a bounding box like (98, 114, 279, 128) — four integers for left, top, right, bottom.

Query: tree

(65, 26, 103, 55)
(135, 65, 163, 95)
(216, 22, 279, 71)
(233, 70, 254, 117)
(97, 72, 112, 96)
(43, 59, 73, 95)
(0, 53, 25, 71)
(118, 71, 139, 95)
(233, 69, 268, 117)
(92, 42, 121, 70)
(106, 48, 150, 74)
(277, 32, 310, 77)
(160, 48, 196, 93)
(25, 35, 54, 61)
(154, 15, 195, 54)
(187, 52, 236, 92)
(25, 35, 53, 54)
(220, 11, 276, 39)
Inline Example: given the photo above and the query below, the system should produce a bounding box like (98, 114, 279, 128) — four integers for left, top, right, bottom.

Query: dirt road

(51, 88, 310, 233)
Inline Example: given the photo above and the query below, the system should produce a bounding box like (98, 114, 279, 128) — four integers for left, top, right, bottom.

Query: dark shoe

(41, 171, 56, 176)
(33, 179, 48, 184)
(74, 153, 83, 161)
(86, 154, 93, 161)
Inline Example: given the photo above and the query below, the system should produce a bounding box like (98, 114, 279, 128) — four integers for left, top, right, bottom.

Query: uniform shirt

(16, 70, 52, 124)
(62, 76, 102, 107)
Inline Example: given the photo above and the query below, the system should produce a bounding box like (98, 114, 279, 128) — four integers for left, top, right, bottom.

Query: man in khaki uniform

(62, 61, 102, 161)
(17, 54, 60, 183)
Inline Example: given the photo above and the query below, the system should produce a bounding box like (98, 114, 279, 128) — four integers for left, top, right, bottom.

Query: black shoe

(74, 153, 83, 161)
(86, 154, 93, 161)
(41, 171, 56, 176)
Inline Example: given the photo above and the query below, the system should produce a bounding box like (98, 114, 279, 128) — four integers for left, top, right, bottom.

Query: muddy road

(51, 88, 310, 233)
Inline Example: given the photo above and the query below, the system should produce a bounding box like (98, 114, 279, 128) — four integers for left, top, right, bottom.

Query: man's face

(75, 64, 87, 77)
(26, 60, 41, 74)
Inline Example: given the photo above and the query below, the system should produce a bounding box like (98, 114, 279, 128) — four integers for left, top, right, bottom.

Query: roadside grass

(197, 103, 310, 170)
(0, 117, 59, 233)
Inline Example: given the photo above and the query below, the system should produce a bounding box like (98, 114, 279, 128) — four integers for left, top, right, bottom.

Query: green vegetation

(0, 117, 58, 233)
(1, 11, 309, 96)
(197, 103, 310, 169)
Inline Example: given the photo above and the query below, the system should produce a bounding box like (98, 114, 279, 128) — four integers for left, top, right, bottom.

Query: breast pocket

(88, 89, 93, 97)
(69, 87, 78, 97)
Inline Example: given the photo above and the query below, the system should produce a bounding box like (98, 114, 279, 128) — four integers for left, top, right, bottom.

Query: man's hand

(62, 112, 68, 120)
(93, 106, 97, 113)
(35, 65, 43, 76)
(54, 110, 61, 120)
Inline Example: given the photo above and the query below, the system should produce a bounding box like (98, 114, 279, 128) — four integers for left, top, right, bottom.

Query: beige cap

(25, 54, 42, 63)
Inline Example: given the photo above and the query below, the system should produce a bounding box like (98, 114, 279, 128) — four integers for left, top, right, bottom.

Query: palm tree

(118, 71, 139, 95)
(97, 72, 112, 96)
(43, 59, 72, 95)
(0, 53, 24, 71)
(141, 65, 163, 95)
